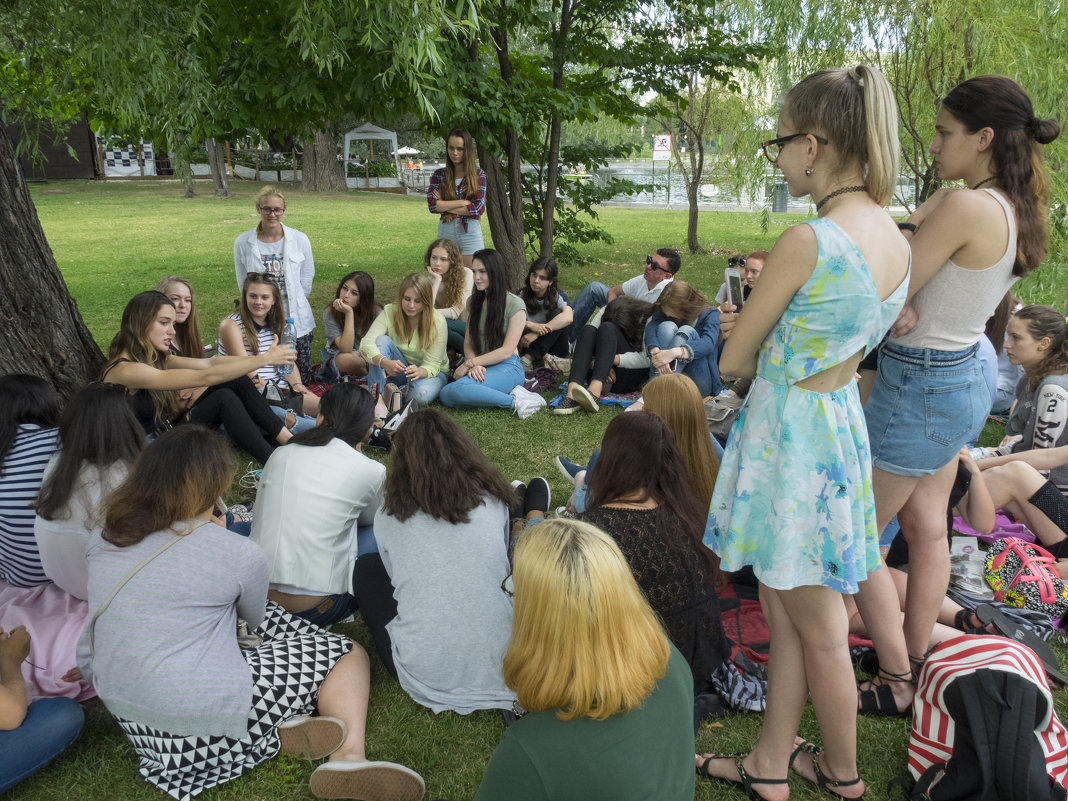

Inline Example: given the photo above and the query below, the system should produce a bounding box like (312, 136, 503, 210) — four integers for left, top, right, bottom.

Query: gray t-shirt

(524, 293, 566, 325)
(373, 497, 515, 713)
(79, 523, 269, 739)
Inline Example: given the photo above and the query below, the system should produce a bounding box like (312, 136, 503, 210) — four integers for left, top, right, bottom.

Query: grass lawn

(8, 179, 1068, 801)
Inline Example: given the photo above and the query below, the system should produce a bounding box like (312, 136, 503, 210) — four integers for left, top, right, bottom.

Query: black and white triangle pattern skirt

(116, 602, 353, 800)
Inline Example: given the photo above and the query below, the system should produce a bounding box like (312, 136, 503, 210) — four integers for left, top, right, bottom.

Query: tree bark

(478, 22, 527, 286)
(479, 143, 527, 287)
(301, 128, 347, 192)
(0, 129, 105, 400)
(204, 137, 231, 198)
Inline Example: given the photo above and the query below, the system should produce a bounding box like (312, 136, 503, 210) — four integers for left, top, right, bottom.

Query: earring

(805, 167, 813, 176)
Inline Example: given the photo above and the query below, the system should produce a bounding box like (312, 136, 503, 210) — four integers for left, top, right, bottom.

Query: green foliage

(426, 0, 764, 260)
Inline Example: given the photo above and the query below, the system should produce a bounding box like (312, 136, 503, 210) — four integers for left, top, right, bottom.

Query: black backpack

(903, 668, 1066, 800)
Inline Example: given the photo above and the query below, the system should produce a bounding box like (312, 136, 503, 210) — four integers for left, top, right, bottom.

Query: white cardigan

(250, 438, 384, 595)
(233, 224, 316, 338)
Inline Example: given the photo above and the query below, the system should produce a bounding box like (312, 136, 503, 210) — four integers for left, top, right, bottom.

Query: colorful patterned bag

(985, 537, 1068, 618)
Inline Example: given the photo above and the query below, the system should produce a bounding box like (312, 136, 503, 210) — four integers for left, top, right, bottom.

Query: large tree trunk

(478, 23, 527, 286)
(301, 128, 346, 192)
(479, 142, 527, 287)
(538, 116, 562, 260)
(0, 129, 105, 400)
(204, 137, 231, 198)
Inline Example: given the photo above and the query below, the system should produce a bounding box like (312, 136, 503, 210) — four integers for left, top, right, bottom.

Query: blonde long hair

(155, 276, 202, 357)
(503, 519, 669, 721)
(781, 65, 900, 206)
(642, 373, 719, 511)
(390, 273, 438, 349)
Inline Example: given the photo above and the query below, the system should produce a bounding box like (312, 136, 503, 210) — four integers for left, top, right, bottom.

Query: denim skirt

(865, 342, 989, 476)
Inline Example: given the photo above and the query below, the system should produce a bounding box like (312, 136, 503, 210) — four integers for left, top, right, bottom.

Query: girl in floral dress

(698, 65, 909, 800)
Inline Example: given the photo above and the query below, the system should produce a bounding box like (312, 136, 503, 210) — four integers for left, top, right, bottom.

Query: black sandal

(697, 752, 788, 800)
(790, 741, 865, 799)
(856, 667, 912, 716)
(953, 608, 986, 634)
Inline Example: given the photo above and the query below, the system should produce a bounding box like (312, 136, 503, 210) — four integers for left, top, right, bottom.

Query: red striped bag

(909, 635, 1068, 797)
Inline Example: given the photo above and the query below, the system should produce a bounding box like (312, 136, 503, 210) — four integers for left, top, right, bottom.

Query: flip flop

(309, 760, 425, 800)
(975, 603, 1066, 686)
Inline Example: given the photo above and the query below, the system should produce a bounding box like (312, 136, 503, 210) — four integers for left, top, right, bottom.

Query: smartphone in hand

(725, 266, 744, 308)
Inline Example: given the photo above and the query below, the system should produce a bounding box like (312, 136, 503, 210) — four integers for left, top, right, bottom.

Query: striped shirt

(0, 424, 60, 586)
(218, 313, 280, 384)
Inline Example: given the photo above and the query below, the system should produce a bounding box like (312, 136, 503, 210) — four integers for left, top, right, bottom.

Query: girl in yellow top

(360, 274, 449, 414)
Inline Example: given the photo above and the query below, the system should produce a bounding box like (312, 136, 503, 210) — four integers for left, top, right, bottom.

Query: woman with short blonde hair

(474, 519, 695, 800)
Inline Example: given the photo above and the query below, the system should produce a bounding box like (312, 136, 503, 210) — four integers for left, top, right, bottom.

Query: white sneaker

(510, 386, 546, 419)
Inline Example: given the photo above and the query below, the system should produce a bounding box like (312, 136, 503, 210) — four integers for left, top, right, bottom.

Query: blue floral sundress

(706, 217, 909, 593)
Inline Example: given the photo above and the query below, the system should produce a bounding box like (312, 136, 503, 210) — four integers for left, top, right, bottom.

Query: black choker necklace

(971, 176, 996, 190)
(816, 185, 867, 214)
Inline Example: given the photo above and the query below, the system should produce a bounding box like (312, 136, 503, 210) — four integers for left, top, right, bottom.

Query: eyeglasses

(245, 272, 276, 282)
(500, 573, 514, 598)
(728, 256, 747, 269)
(259, 206, 285, 216)
(646, 255, 675, 275)
(761, 132, 829, 164)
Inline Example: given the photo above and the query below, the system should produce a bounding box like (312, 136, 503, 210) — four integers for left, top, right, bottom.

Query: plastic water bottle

(278, 317, 296, 375)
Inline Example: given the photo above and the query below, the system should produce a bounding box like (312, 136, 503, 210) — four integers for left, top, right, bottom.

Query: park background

(0, 179, 1062, 801)
(2, 0, 1067, 797)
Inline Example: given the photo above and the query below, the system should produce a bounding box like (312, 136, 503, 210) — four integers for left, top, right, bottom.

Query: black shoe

(553, 396, 580, 415)
(523, 477, 551, 518)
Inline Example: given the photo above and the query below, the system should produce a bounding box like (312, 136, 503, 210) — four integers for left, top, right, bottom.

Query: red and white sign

(652, 134, 672, 162)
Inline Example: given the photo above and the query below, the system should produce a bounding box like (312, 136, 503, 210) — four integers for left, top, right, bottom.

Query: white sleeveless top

(893, 188, 1018, 351)
(218, 313, 279, 383)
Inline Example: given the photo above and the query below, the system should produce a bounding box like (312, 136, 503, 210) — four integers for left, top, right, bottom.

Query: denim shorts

(437, 218, 484, 255)
(865, 342, 989, 477)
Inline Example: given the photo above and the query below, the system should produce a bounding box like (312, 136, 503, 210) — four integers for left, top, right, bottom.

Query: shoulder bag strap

(88, 518, 211, 657)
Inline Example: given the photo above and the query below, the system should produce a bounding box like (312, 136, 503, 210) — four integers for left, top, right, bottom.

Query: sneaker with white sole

(309, 760, 425, 800)
(571, 384, 600, 414)
(553, 396, 581, 415)
(277, 715, 347, 760)
(554, 455, 584, 484)
(510, 386, 546, 419)
(523, 477, 551, 518)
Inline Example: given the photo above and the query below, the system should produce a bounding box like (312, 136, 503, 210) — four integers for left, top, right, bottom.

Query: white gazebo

(342, 123, 402, 189)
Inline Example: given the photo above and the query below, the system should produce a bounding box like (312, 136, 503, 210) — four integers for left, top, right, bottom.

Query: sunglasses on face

(646, 255, 675, 274)
(728, 256, 747, 269)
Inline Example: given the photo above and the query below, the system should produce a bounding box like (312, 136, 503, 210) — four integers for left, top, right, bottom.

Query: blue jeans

(651, 320, 721, 397)
(0, 697, 84, 793)
(367, 336, 448, 407)
(445, 318, 466, 353)
(439, 354, 523, 410)
(225, 510, 252, 537)
(269, 405, 317, 434)
(567, 281, 610, 344)
(292, 593, 359, 628)
(437, 218, 484, 254)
